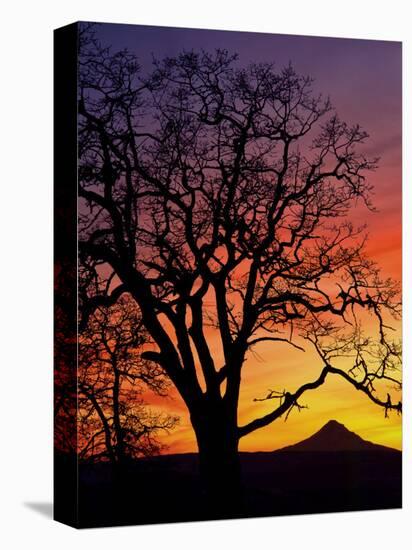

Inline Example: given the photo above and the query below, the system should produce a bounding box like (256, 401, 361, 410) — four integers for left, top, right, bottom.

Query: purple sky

(93, 22, 401, 153)
(90, 22, 402, 276)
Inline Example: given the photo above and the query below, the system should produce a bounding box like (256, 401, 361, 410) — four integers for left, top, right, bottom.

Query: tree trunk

(192, 405, 244, 519)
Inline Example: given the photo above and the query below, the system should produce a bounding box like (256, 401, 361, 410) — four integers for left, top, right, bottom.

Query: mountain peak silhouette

(278, 420, 397, 452)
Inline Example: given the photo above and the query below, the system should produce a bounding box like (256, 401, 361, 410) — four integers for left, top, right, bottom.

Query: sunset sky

(93, 23, 402, 453)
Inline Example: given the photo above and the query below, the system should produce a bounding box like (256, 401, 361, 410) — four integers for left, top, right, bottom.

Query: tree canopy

(78, 27, 401, 456)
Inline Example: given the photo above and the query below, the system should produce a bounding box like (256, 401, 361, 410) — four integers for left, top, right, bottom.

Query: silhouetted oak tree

(78, 27, 401, 514)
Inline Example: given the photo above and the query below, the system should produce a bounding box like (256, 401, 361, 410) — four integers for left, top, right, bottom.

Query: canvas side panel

(53, 22, 79, 529)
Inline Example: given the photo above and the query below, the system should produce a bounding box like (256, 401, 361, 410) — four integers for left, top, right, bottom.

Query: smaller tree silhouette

(54, 262, 77, 455)
(78, 296, 178, 464)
